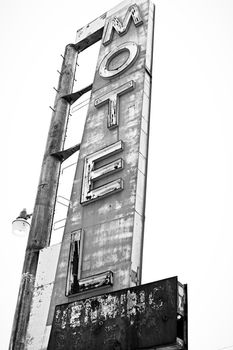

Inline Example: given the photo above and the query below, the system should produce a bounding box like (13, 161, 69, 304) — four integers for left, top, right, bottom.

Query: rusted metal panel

(48, 277, 183, 350)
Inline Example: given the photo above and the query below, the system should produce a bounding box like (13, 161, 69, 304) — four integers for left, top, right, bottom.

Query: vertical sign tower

(10, 1, 187, 349)
(52, 0, 154, 303)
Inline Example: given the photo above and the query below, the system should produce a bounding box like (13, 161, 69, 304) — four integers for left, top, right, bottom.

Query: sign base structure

(48, 277, 187, 350)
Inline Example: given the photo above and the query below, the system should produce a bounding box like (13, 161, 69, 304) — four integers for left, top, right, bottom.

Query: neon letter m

(103, 4, 143, 46)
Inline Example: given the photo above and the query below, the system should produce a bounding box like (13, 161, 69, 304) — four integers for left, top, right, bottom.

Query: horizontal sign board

(48, 277, 186, 349)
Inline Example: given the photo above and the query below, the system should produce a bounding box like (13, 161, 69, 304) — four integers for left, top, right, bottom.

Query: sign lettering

(98, 42, 139, 79)
(94, 80, 135, 129)
(103, 4, 143, 46)
(81, 141, 124, 205)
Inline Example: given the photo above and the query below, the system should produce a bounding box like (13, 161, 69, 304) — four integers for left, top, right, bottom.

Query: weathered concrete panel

(40, 326, 51, 350)
(48, 277, 183, 350)
(25, 244, 61, 350)
(26, 284, 54, 350)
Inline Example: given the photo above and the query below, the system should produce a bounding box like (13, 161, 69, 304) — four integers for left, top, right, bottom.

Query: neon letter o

(99, 42, 139, 79)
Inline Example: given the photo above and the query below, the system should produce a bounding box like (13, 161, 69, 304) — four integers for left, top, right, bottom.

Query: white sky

(1, 0, 233, 349)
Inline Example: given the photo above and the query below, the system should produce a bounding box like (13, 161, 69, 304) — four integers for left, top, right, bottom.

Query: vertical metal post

(184, 284, 188, 349)
(9, 44, 78, 350)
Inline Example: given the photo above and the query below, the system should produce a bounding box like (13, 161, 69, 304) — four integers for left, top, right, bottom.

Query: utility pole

(9, 45, 78, 350)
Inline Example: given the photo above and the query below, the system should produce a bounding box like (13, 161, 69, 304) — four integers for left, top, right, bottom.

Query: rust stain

(48, 278, 181, 350)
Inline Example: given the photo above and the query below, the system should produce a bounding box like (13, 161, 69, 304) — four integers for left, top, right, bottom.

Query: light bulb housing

(12, 218, 30, 237)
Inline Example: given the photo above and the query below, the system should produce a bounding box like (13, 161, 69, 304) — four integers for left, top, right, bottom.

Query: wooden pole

(9, 44, 78, 350)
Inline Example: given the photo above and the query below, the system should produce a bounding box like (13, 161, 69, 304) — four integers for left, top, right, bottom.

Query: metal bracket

(51, 143, 80, 162)
(62, 84, 92, 105)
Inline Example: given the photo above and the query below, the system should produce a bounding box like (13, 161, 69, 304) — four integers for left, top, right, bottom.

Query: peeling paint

(48, 277, 182, 350)
(47, 0, 155, 330)
(25, 244, 60, 350)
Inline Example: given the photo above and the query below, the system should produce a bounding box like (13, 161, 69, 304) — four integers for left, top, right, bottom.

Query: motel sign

(10, 1, 187, 349)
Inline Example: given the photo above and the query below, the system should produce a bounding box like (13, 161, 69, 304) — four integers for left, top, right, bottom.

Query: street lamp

(12, 209, 32, 236)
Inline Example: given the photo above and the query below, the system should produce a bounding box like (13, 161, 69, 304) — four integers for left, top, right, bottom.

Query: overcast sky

(1, 0, 233, 349)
